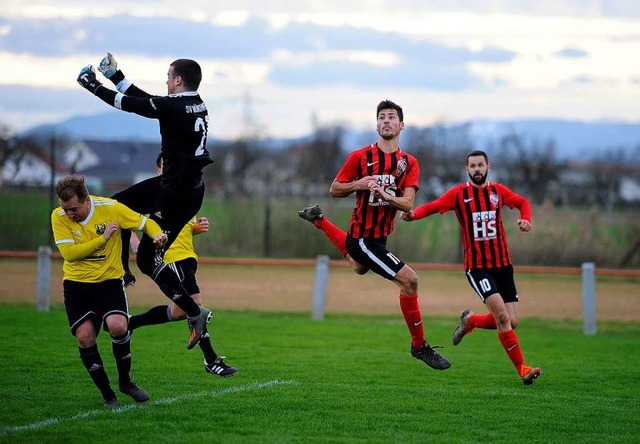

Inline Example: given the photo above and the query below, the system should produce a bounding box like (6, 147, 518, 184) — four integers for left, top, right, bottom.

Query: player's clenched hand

(399, 211, 415, 221)
(353, 176, 376, 191)
(102, 222, 119, 241)
(77, 65, 102, 93)
(368, 181, 385, 200)
(152, 233, 168, 247)
(517, 219, 532, 232)
(196, 217, 209, 233)
(98, 52, 118, 78)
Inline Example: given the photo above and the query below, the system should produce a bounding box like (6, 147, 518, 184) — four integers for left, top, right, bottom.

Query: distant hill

(468, 118, 640, 160)
(23, 112, 162, 143)
(22, 112, 640, 161)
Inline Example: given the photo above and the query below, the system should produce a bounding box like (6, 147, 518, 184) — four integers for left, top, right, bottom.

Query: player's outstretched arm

(77, 64, 158, 118)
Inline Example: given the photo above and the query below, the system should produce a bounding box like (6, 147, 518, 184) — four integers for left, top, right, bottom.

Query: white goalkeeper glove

(98, 52, 118, 79)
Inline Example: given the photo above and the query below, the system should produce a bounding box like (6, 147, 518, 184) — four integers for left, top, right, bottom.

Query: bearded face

(466, 155, 489, 186)
(469, 170, 487, 186)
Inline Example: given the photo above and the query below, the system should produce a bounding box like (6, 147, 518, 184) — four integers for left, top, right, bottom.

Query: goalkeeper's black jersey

(96, 85, 213, 190)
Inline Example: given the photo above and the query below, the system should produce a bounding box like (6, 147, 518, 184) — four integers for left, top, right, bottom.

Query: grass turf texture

(1, 305, 638, 443)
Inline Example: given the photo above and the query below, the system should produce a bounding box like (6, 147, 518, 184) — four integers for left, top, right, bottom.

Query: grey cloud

(1, 15, 514, 92)
(269, 59, 486, 91)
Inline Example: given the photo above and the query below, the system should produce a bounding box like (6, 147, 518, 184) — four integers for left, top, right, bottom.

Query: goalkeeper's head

(169, 59, 202, 91)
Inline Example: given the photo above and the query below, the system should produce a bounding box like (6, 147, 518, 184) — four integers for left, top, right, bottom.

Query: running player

(401, 150, 541, 385)
(128, 155, 238, 377)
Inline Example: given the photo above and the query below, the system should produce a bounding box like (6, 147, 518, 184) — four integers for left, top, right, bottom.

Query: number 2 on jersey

(194, 116, 209, 156)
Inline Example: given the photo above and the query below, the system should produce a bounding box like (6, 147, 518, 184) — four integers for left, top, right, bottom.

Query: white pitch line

(1, 380, 298, 437)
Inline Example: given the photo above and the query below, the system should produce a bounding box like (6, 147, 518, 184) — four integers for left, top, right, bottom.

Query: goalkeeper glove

(77, 65, 102, 94)
(98, 52, 118, 79)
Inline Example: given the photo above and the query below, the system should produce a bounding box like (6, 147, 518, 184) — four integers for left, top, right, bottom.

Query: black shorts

(63, 279, 129, 336)
(167, 258, 200, 295)
(345, 236, 405, 280)
(465, 265, 518, 303)
(112, 176, 204, 274)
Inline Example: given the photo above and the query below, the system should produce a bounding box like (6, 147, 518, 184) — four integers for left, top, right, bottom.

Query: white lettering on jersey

(368, 174, 396, 206)
(472, 210, 497, 241)
(185, 103, 207, 113)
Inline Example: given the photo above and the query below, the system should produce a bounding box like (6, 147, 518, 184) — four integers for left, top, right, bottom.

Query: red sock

(498, 329, 525, 373)
(471, 313, 497, 329)
(399, 293, 425, 350)
(314, 216, 347, 256)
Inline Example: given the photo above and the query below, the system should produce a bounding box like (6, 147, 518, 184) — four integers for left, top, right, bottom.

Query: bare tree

(405, 121, 475, 200)
(0, 125, 49, 186)
(490, 129, 559, 204)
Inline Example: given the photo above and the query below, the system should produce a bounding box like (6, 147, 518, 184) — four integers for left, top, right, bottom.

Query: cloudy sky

(1, 0, 639, 140)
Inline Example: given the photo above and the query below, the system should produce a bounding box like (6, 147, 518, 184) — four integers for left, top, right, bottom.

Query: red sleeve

(412, 185, 459, 220)
(404, 155, 420, 191)
(335, 149, 362, 183)
(498, 183, 532, 222)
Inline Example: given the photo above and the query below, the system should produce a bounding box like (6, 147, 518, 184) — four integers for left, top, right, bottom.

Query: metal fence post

(36, 246, 52, 312)
(312, 255, 330, 320)
(582, 262, 596, 335)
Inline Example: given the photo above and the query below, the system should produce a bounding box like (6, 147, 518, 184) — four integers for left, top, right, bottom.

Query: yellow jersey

(52, 195, 163, 282)
(164, 217, 198, 264)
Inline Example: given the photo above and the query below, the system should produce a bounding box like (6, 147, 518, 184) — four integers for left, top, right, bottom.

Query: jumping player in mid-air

(299, 100, 450, 371)
(77, 53, 213, 350)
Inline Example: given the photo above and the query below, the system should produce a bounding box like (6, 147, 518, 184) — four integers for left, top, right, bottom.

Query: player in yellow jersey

(128, 155, 238, 377)
(52, 174, 168, 409)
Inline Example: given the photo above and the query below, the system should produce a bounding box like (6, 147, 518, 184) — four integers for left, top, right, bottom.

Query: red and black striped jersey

(335, 143, 420, 239)
(412, 181, 531, 270)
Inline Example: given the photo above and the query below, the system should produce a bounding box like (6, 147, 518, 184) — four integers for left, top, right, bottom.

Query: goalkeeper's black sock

(129, 305, 171, 331)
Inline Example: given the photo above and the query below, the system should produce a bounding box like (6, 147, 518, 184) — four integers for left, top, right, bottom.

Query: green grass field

(1, 305, 638, 443)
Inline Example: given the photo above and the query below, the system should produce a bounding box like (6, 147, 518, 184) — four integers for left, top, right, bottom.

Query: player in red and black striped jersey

(299, 100, 450, 371)
(77, 54, 213, 350)
(401, 150, 541, 385)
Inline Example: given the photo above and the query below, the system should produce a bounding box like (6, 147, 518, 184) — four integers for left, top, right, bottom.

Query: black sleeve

(93, 85, 160, 119)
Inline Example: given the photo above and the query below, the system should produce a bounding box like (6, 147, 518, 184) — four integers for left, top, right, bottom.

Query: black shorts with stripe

(167, 257, 199, 295)
(345, 235, 405, 280)
(465, 265, 519, 303)
(63, 279, 129, 336)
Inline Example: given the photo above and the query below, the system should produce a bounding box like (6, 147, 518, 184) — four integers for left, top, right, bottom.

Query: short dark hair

(55, 174, 89, 202)
(466, 150, 488, 164)
(156, 152, 163, 169)
(170, 59, 202, 90)
(376, 100, 403, 122)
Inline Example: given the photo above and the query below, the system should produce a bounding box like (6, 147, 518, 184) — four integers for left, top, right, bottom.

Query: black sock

(198, 327, 218, 364)
(79, 344, 115, 399)
(129, 305, 171, 331)
(111, 332, 132, 387)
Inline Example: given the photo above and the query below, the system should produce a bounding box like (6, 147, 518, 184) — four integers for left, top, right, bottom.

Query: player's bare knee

(495, 312, 511, 329)
(398, 268, 418, 294)
(76, 335, 96, 348)
(353, 263, 369, 275)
